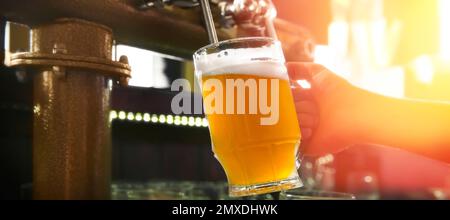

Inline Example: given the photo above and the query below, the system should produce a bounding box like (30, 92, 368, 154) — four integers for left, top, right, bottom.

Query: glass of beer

(193, 37, 302, 197)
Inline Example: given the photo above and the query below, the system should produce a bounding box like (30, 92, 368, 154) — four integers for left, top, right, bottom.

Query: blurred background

(1, 0, 449, 200)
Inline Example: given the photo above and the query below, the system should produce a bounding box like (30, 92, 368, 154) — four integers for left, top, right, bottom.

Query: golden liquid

(201, 73, 301, 186)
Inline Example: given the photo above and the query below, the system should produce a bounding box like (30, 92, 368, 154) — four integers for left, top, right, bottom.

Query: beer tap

(219, 0, 277, 37)
(138, 0, 278, 38)
(135, 0, 314, 61)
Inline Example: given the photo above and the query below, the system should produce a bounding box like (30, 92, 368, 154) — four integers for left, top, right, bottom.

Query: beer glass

(194, 37, 302, 197)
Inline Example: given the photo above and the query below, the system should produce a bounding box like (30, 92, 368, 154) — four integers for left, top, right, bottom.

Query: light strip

(110, 110, 209, 128)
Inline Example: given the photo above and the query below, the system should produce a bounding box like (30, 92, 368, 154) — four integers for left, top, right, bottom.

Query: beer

(194, 38, 302, 197)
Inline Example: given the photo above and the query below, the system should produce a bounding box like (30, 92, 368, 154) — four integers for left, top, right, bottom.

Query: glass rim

(194, 37, 279, 56)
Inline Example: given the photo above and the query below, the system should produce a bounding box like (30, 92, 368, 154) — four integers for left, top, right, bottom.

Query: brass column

(8, 18, 130, 199)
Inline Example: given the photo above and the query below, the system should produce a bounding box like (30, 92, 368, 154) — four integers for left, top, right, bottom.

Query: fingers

(288, 62, 325, 143)
(287, 62, 312, 81)
(287, 62, 326, 81)
(295, 101, 318, 114)
(295, 101, 319, 141)
(298, 113, 316, 127)
(300, 128, 313, 140)
(291, 88, 314, 101)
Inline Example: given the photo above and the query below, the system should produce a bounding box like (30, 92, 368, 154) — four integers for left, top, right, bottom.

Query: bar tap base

(7, 18, 130, 200)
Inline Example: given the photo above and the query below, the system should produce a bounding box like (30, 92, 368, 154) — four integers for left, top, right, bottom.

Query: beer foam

(195, 47, 288, 80)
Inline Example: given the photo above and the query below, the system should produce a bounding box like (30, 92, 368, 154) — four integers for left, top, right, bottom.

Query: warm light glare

(413, 55, 434, 84)
(364, 176, 373, 184)
(317, 154, 334, 165)
(297, 80, 311, 89)
(440, 0, 450, 60)
(33, 105, 41, 115)
(313, 45, 332, 68)
(328, 20, 349, 58)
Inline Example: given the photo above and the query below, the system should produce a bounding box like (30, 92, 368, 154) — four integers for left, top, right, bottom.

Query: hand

(287, 62, 356, 156)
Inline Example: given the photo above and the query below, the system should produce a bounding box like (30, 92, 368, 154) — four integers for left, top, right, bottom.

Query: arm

(288, 62, 450, 164)
(336, 84, 450, 163)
